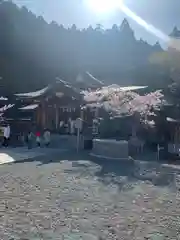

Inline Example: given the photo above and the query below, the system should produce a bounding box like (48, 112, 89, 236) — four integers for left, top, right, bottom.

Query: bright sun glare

(86, 0, 180, 50)
(86, 0, 121, 14)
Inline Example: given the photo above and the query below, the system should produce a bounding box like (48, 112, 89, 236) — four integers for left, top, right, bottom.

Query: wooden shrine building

(11, 80, 83, 131)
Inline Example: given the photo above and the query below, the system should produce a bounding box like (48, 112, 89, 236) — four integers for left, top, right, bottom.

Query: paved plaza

(0, 147, 67, 165)
(0, 148, 179, 239)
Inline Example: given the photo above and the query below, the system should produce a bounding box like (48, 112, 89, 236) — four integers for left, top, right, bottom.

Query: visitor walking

(3, 124, 10, 147)
(43, 129, 51, 147)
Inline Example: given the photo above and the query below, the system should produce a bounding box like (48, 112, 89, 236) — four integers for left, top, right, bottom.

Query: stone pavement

(0, 157, 179, 239)
(0, 134, 83, 165)
(0, 147, 68, 165)
(1, 136, 180, 238)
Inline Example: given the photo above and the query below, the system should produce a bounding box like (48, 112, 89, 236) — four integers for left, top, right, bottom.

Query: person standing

(68, 118, 75, 135)
(43, 129, 51, 147)
(27, 131, 33, 149)
(3, 124, 10, 147)
(68, 118, 71, 134)
(59, 120, 64, 134)
(70, 119, 75, 135)
(35, 131, 41, 147)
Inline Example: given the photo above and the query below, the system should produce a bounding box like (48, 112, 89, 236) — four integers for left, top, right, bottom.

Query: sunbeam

(121, 4, 169, 43)
(118, 2, 179, 51)
(86, 0, 180, 51)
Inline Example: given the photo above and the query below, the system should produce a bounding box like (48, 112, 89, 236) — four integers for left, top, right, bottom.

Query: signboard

(75, 118, 82, 130)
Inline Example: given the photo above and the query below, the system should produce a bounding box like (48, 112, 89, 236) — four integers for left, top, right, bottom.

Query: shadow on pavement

(13, 149, 180, 189)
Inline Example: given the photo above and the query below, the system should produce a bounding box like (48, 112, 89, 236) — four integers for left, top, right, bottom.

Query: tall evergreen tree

(0, 1, 167, 94)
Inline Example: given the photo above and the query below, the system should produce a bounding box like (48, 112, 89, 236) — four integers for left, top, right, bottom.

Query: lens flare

(86, 0, 180, 50)
(120, 4, 169, 43)
(118, 1, 179, 50)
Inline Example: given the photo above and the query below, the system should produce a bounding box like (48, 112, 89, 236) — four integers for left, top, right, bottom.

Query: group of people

(59, 118, 76, 135)
(27, 129, 51, 149)
(1, 124, 51, 149)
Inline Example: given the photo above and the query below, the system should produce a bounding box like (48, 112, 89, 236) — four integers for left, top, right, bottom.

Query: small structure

(91, 139, 129, 160)
(75, 72, 105, 90)
(166, 117, 180, 156)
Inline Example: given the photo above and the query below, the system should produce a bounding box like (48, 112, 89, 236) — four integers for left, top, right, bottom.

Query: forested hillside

(0, 1, 174, 94)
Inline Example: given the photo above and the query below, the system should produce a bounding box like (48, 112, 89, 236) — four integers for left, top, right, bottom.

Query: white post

(75, 118, 82, 153)
(157, 144, 160, 161)
(157, 144, 164, 161)
(77, 127, 80, 153)
(55, 105, 59, 130)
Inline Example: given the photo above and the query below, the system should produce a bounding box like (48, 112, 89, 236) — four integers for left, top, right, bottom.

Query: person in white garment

(68, 118, 75, 135)
(70, 119, 75, 135)
(3, 124, 10, 147)
(43, 129, 51, 147)
(59, 120, 64, 134)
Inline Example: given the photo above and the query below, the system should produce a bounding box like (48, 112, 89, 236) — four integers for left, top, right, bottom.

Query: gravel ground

(0, 153, 180, 239)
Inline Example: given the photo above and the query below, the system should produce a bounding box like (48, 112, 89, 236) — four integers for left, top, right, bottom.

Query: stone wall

(91, 139, 129, 159)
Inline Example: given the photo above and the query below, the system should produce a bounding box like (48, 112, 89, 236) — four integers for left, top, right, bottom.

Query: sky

(14, 0, 180, 44)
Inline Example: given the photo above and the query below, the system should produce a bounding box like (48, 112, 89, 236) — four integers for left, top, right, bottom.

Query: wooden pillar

(36, 107, 40, 126)
(42, 101, 46, 129)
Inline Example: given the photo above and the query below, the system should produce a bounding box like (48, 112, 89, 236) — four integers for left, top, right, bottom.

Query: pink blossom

(83, 86, 164, 118)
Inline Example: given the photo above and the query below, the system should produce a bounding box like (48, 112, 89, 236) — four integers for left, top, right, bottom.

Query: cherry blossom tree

(83, 85, 165, 126)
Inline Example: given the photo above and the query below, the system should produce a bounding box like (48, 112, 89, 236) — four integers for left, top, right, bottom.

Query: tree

(150, 25, 180, 81)
(150, 27, 180, 110)
(0, 1, 169, 94)
(83, 85, 165, 124)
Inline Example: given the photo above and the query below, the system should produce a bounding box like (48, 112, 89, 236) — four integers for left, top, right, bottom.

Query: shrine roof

(0, 96, 8, 101)
(19, 104, 39, 110)
(0, 104, 14, 112)
(75, 72, 149, 91)
(82, 85, 148, 103)
(119, 86, 148, 91)
(166, 117, 180, 123)
(74, 72, 105, 90)
(15, 86, 50, 98)
(85, 72, 105, 86)
(14, 79, 82, 100)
